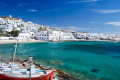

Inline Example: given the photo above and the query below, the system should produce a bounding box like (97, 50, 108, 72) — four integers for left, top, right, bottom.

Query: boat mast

(29, 57, 32, 80)
(12, 40, 17, 64)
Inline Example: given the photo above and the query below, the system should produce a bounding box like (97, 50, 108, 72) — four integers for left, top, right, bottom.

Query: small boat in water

(0, 68, 54, 80)
(0, 41, 54, 80)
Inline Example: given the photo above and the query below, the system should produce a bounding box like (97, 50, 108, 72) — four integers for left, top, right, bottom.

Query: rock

(91, 69, 100, 73)
(10, 59, 78, 80)
(56, 69, 70, 80)
(56, 69, 78, 80)
(50, 60, 63, 65)
(33, 63, 50, 70)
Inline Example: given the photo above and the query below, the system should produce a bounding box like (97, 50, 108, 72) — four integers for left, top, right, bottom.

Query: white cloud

(27, 9, 38, 12)
(105, 22, 120, 26)
(68, 26, 90, 31)
(18, 2, 31, 6)
(92, 9, 120, 13)
(67, 0, 99, 3)
(59, 26, 98, 32)
(45, 9, 59, 12)
(45, 10, 51, 12)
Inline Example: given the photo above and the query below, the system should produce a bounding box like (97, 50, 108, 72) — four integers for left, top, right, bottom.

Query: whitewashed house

(35, 30, 60, 41)
(0, 15, 23, 32)
(0, 18, 5, 24)
(86, 33, 99, 40)
(61, 31, 76, 40)
(23, 21, 39, 33)
(17, 33, 31, 40)
(0, 24, 13, 32)
(74, 32, 88, 39)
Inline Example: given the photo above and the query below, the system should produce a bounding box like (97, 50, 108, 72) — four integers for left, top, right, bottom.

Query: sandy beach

(0, 39, 118, 44)
(0, 39, 47, 44)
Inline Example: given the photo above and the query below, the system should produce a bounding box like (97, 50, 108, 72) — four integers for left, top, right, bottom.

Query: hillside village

(0, 15, 120, 42)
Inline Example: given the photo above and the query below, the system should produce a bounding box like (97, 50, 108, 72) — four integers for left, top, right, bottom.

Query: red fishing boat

(0, 68, 54, 80)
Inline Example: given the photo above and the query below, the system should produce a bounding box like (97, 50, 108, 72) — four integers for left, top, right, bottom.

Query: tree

(0, 28, 3, 33)
(21, 24, 24, 27)
(38, 27, 42, 31)
(11, 30, 19, 37)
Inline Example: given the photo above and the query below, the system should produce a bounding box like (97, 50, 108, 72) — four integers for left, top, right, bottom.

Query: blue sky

(0, 0, 120, 33)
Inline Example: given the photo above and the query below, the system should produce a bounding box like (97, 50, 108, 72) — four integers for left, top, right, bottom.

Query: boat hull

(0, 69, 54, 80)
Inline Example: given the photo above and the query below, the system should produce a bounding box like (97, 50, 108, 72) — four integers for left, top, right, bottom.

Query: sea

(0, 41, 120, 80)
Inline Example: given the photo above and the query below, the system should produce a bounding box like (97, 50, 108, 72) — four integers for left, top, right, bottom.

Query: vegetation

(0, 28, 3, 33)
(0, 28, 10, 37)
(71, 32, 75, 34)
(21, 24, 24, 27)
(11, 30, 19, 37)
(38, 27, 47, 31)
(38, 27, 43, 31)
(0, 34, 10, 37)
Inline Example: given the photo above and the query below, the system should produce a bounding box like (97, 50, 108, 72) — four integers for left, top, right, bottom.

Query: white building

(17, 33, 31, 40)
(35, 29, 76, 41)
(0, 18, 5, 25)
(0, 15, 23, 32)
(35, 30, 60, 41)
(0, 24, 13, 32)
(22, 21, 39, 33)
(61, 31, 76, 41)
(74, 32, 88, 39)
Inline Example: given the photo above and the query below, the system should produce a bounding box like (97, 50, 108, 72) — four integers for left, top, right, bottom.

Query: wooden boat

(0, 68, 54, 80)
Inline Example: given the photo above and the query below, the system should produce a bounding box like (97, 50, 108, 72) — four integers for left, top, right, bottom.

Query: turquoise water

(0, 41, 120, 80)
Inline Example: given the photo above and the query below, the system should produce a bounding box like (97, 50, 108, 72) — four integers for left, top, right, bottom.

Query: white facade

(17, 33, 31, 40)
(22, 21, 39, 33)
(0, 18, 5, 24)
(0, 37, 14, 40)
(74, 32, 89, 40)
(35, 30, 76, 41)
(0, 24, 13, 32)
(35, 30, 60, 41)
(61, 31, 76, 41)
(2, 19, 22, 26)
(0, 16, 23, 32)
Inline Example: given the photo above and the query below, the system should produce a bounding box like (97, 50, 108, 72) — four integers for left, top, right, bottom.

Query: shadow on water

(59, 42, 120, 56)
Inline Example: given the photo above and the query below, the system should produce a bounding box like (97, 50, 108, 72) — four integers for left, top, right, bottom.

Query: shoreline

(0, 39, 120, 44)
(0, 39, 119, 44)
(0, 39, 48, 44)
